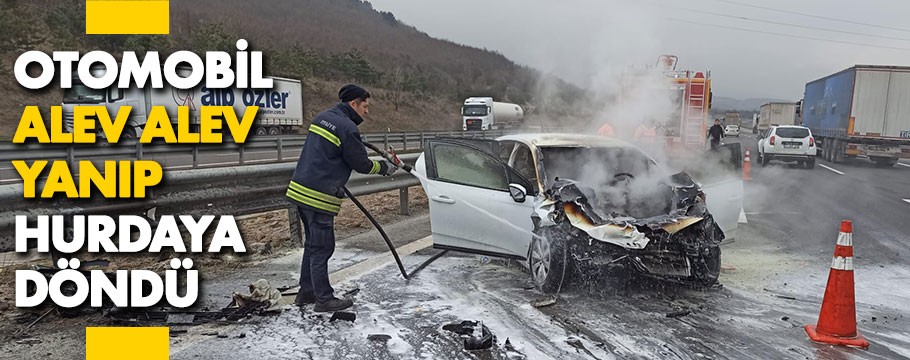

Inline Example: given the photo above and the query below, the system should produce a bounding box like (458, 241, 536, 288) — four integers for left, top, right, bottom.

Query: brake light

(770, 135, 776, 145)
(809, 137, 815, 147)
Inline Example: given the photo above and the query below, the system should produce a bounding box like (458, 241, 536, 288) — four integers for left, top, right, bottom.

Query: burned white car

(415, 134, 743, 292)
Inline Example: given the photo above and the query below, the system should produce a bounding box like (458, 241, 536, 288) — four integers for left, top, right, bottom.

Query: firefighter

(634, 120, 658, 144)
(287, 84, 397, 312)
(708, 118, 725, 150)
(598, 122, 615, 137)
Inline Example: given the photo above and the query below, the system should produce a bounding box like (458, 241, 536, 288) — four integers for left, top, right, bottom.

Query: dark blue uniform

(287, 102, 389, 302)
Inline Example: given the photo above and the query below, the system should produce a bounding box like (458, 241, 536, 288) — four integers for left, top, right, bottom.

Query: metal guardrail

(0, 129, 511, 182)
(0, 153, 423, 253)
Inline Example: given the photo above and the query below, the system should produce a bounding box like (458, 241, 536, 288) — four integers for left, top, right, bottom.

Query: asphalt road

(164, 134, 910, 359)
(731, 134, 910, 264)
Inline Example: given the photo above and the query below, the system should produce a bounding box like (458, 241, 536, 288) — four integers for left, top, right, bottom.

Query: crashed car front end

(534, 173, 724, 285)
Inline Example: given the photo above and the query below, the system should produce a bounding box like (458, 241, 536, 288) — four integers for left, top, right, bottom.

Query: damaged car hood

(536, 174, 708, 250)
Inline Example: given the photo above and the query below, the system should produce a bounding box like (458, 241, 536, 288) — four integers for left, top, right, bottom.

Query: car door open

(698, 142, 744, 240)
(416, 139, 536, 260)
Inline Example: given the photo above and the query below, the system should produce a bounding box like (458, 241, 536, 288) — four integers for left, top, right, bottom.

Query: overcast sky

(368, 0, 910, 100)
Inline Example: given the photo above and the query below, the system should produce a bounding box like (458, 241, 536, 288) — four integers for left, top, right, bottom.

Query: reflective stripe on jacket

(287, 103, 388, 215)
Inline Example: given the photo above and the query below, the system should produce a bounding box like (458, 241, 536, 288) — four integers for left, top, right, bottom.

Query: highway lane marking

(818, 164, 845, 175)
(903, 199, 910, 205)
(899, 162, 910, 168)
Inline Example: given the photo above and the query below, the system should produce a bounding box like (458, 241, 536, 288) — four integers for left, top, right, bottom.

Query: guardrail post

(384, 133, 389, 150)
(239, 144, 245, 165)
(192, 145, 199, 168)
(403, 134, 408, 150)
(420, 133, 425, 149)
(136, 142, 143, 160)
(277, 138, 283, 162)
(399, 187, 409, 215)
(66, 145, 75, 169)
(287, 205, 304, 247)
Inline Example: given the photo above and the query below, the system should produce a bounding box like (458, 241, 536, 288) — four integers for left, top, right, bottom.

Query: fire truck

(660, 55, 712, 149)
(619, 55, 712, 151)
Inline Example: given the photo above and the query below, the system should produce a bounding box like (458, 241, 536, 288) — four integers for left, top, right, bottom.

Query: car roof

(772, 125, 809, 129)
(496, 133, 634, 148)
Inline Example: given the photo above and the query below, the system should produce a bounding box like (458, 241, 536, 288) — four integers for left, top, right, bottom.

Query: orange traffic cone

(804, 220, 870, 349)
(742, 148, 752, 181)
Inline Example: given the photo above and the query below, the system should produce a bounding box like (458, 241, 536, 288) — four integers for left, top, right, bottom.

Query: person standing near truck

(287, 84, 397, 312)
(708, 119, 725, 150)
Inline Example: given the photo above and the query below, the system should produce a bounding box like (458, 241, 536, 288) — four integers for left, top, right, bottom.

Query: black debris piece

(330, 311, 356, 322)
(442, 320, 495, 351)
(442, 321, 477, 335)
(107, 300, 270, 326)
(341, 288, 361, 297)
(238, 333, 246, 339)
(367, 334, 392, 343)
(781, 316, 790, 321)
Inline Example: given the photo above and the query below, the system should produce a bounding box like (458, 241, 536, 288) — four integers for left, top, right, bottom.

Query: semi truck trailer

(801, 65, 910, 167)
(62, 67, 304, 138)
(756, 102, 798, 133)
(462, 97, 523, 130)
(723, 112, 742, 127)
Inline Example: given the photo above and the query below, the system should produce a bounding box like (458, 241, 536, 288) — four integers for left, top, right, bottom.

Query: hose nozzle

(363, 141, 413, 173)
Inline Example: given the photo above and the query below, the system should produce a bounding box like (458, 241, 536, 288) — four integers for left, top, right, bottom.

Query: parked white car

(757, 125, 816, 168)
(415, 134, 743, 292)
(724, 125, 740, 137)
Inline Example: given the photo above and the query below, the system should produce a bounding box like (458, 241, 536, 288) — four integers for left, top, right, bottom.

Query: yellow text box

(86, 327, 169, 359)
(86, 0, 170, 34)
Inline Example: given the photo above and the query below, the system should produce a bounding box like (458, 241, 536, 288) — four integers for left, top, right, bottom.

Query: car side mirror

(508, 183, 527, 203)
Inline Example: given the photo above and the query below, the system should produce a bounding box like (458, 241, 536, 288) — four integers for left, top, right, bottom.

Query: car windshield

(462, 105, 488, 116)
(776, 128, 809, 138)
(539, 146, 658, 187)
(63, 84, 105, 103)
(539, 145, 676, 219)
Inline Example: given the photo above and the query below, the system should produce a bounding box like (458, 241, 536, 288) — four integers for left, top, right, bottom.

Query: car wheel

(832, 140, 844, 163)
(268, 126, 281, 136)
(760, 151, 769, 167)
(691, 242, 721, 285)
(806, 158, 816, 169)
(255, 127, 267, 136)
(685, 216, 722, 286)
(529, 226, 571, 294)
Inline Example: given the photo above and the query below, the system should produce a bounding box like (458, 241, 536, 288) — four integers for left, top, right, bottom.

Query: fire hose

(339, 140, 445, 280)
